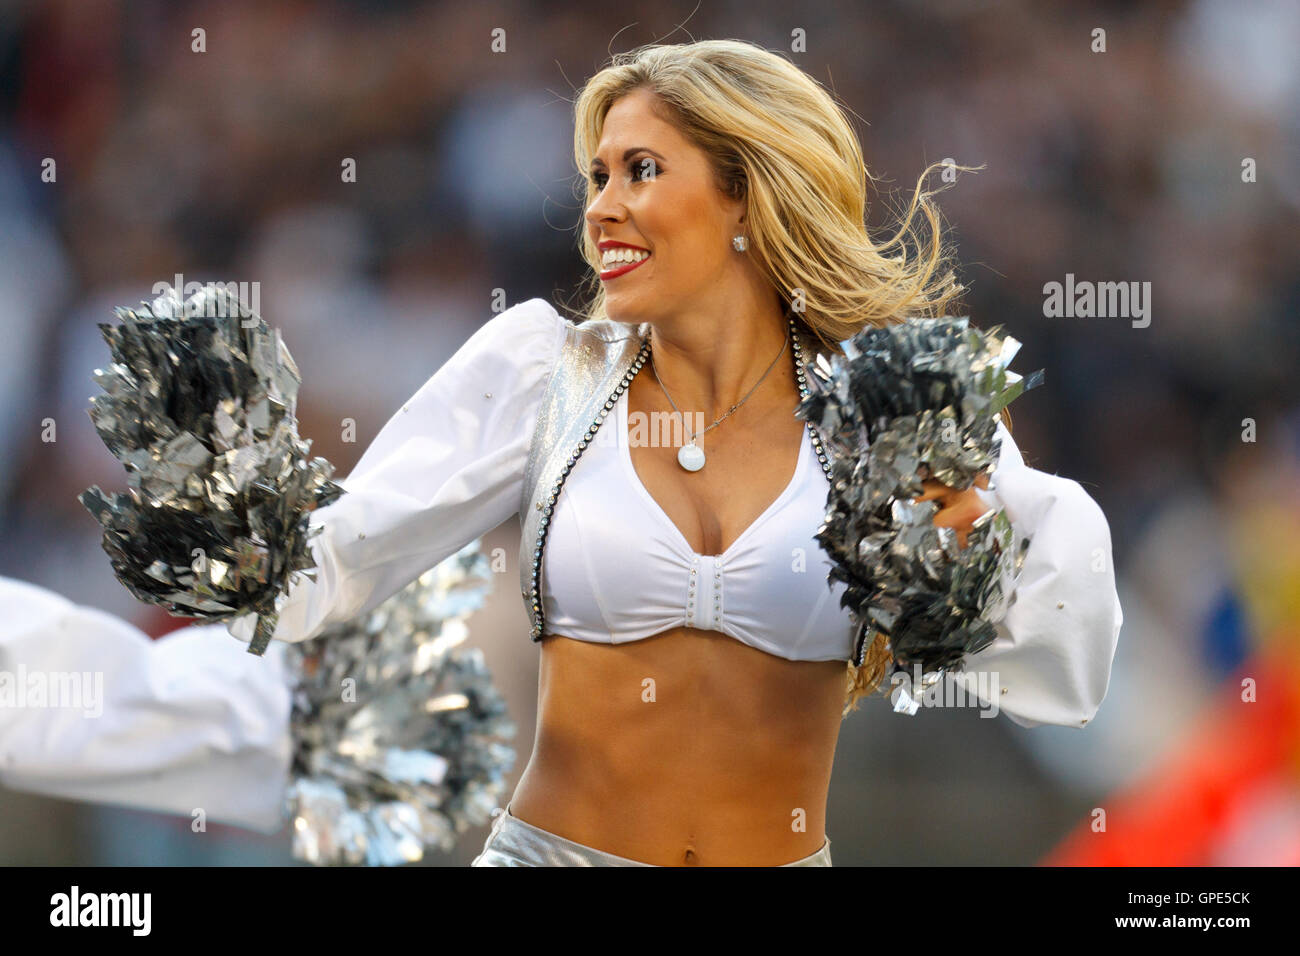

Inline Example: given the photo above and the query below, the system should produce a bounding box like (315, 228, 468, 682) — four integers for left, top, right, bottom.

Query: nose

(583, 178, 625, 232)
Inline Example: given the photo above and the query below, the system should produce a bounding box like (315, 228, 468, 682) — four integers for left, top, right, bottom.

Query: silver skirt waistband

(470, 803, 832, 867)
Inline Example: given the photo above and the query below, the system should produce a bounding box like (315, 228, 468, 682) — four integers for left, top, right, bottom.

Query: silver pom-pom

(284, 541, 516, 866)
(795, 316, 1045, 708)
(78, 284, 344, 655)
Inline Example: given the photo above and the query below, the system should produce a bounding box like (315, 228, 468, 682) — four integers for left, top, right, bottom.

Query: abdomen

(509, 627, 847, 865)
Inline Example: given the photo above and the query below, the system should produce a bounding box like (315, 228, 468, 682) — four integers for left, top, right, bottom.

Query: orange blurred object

(1045, 632, 1300, 866)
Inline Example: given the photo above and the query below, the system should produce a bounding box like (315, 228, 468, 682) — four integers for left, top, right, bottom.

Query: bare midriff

(508, 626, 848, 866)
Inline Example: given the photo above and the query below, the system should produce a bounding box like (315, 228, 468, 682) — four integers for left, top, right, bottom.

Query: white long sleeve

(227, 298, 567, 647)
(0, 575, 293, 833)
(944, 420, 1123, 729)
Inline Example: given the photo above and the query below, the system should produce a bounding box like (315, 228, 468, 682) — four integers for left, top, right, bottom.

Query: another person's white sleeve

(946, 420, 1124, 729)
(226, 298, 567, 646)
(0, 575, 293, 833)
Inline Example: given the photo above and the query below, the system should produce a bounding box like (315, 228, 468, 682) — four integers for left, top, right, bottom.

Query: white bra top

(541, 384, 860, 662)
(227, 298, 1123, 728)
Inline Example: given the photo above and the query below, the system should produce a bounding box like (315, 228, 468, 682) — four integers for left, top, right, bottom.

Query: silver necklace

(647, 323, 790, 472)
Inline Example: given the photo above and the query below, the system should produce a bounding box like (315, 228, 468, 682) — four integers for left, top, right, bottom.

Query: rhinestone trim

(790, 318, 871, 668)
(528, 337, 650, 641)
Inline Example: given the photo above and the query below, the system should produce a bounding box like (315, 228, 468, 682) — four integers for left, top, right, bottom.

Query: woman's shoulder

(445, 298, 570, 381)
(479, 299, 637, 355)
(432, 300, 651, 416)
(477, 297, 570, 340)
(544, 308, 649, 373)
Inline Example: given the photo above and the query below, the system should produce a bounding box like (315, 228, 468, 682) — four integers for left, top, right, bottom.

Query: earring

(732, 234, 747, 252)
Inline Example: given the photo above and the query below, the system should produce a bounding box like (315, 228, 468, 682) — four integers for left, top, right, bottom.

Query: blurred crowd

(0, 0, 1297, 865)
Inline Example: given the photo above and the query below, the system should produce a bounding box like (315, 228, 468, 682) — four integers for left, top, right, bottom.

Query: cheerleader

(214, 40, 1122, 866)
(68, 38, 1121, 867)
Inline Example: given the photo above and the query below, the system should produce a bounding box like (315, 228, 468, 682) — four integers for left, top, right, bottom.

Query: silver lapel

(519, 318, 649, 639)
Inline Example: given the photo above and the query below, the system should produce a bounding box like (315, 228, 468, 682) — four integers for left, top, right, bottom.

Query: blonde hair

(572, 38, 1012, 716)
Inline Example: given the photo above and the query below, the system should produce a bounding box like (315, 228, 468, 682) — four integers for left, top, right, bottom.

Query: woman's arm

(226, 298, 567, 647)
(944, 420, 1124, 729)
(0, 575, 293, 832)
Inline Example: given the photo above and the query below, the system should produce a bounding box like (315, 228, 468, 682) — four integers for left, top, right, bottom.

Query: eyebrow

(589, 147, 666, 172)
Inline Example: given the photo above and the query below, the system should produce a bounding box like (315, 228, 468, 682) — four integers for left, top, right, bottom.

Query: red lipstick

(597, 240, 651, 281)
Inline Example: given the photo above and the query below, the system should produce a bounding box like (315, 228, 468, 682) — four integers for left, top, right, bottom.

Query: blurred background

(0, 0, 1297, 865)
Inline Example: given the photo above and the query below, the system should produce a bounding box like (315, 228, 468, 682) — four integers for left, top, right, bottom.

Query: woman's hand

(912, 472, 992, 549)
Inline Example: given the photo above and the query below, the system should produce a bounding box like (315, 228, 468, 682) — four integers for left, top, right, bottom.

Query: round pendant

(677, 442, 706, 472)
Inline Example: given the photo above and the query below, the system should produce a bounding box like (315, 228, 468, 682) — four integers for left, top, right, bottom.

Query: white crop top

(227, 297, 1124, 729)
(542, 384, 858, 661)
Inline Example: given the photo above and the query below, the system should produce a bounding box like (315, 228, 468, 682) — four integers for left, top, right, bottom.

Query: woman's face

(584, 87, 745, 323)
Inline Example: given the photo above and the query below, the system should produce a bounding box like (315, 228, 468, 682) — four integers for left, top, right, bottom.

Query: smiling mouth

(599, 253, 651, 280)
